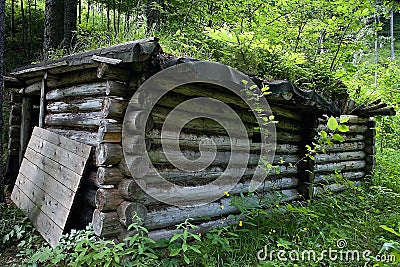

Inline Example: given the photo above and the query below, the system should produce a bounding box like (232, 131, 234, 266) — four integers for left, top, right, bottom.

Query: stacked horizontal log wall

(12, 63, 377, 241)
(308, 115, 372, 196)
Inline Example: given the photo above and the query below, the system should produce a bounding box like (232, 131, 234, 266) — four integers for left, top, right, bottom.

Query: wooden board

(11, 127, 92, 247)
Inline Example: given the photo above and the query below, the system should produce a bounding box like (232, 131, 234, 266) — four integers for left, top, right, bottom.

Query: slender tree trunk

(64, 0, 78, 52)
(43, 0, 65, 59)
(28, 0, 33, 53)
(125, 1, 130, 32)
(11, 0, 15, 37)
(78, 0, 81, 24)
(0, 0, 5, 203)
(390, 8, 395, 60)
(86, 0, 90, 25)
(107, 0, 110, 32)
(375, 15, 380, 87)
(113, 0, 117, 36)
(20, 0, 26, 46)
(146, 0, 162, 34)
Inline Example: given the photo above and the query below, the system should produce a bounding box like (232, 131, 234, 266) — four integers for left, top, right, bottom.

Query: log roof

(5, 38, 396, 117)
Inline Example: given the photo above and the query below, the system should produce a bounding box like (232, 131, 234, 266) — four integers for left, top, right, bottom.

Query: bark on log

(47, 97, 103, 113)
(11, 104, 22, 115)
(92, 210, 124, 237)
(97, 63, 132, 81)
(317, 124, 368, 133)
(314, 171, 365, 184)
(46, 128, 99, 146)
(325, 142, 366, 152)
(314, 151, 366, 163)
(142, 189, 299, 230)
(101, 97, 128, 119)
(47, 68, 99, 88)
(95, 188, 124, 212)
(314, 160, 366, 173)
(116, 201, 147, 227)
(97, 122, 122, 143)
(97, 167, 124, 185)
(45, 112, 108, 129)
(46, 81, 129, 101)
(96, 143, 123, 166)
(118, 177, 299, 206)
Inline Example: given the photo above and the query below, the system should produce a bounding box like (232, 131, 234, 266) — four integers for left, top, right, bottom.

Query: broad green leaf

(170, 248, 181, 257)
(340, 116, 350, 123)
(338, 124, 349, 132)
(332, 134, 345, 142)
(327, 116, 338, 131)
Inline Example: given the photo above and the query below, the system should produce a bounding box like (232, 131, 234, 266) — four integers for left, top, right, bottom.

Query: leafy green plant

(168, 218, 202, 265)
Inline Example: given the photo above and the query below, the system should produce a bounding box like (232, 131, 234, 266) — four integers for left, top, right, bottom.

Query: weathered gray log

(97, 122, 122, 143)
(116, 201, 147, 227)
(97, 63, 132, 81)
(119, 177, 299, 206)
(45, 112, 107, 129)
(46, 81, 129, 101)
(47, 69, 99, 88)
(20, 97, 33, 164)
(92, 210, 124, 237)
(46, 128, 99, 146)
(142, 189, 300, 230)
(312, 181, 363, 197)
(314, 160, 366, 173)
(314, 151, 366, 163)
(313, 171, 365, 184)
(146, 149, 299, 167)
(318, 115, 369, 125)
(95, 188, 124, 212)
(317, 124, 368, 133)
(97, 167, 124, 185)
(92, 55, 122, 65)
(21, 81, 41, 95)
(123, 110, 147, 134)
(325, 142, 366, 152)
(39, 78, 46, 128)
(101, 97, 128, 119)
(96, 143, 123, 166)
(47, 97, 103, 113)
(147, 129, 300, 154)
(118, 157, 297, 179)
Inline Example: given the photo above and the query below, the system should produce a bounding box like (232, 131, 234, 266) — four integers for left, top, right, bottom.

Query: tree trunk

(0, 0, 4, 203)
(43, 0, 65, 59)
(146, 0, 162, 34)
(390, 8, 395, 60)
(64, 0, 78, 52)
(20, 0, 26, 46)
(11, 0, 15, 37)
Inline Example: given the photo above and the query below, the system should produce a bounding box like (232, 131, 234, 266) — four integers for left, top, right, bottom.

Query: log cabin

(3, 37, 395, 246)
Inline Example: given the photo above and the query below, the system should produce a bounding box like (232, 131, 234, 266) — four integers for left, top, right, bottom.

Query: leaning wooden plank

(46, 81, 129, 101)
(28, 135, 88, 175)
(11, 185, 64, 247)
(24, 147, 81, 192)
(14, 173, 70, 227)
(32, 127, 92, 157)
(19, 158, 74, 206)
